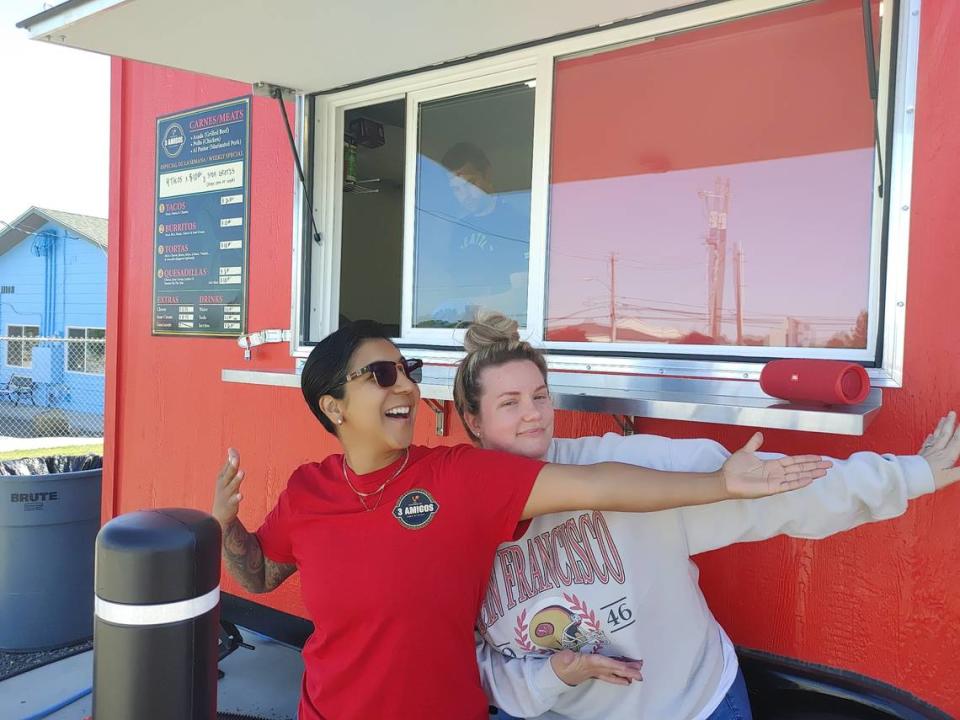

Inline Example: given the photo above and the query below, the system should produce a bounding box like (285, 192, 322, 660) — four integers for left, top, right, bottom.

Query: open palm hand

(919, 411, 960, 490)
(722, 433, 832, 498)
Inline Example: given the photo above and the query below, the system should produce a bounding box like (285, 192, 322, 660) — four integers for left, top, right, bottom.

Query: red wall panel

(106, 1, 960, 712)
(551, 0, 876, 182)
(685, 2, 960, 710)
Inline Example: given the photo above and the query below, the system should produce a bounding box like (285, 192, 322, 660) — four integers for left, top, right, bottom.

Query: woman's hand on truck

(919, 411, 960, 490)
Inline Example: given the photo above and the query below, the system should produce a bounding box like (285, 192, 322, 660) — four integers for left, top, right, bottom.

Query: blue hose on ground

(21, 685, 91, 720)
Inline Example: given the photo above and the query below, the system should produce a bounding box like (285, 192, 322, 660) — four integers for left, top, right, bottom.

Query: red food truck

(16, 0, 958, 717)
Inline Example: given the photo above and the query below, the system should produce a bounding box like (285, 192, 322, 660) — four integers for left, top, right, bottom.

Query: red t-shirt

(256, 444, 544, 719)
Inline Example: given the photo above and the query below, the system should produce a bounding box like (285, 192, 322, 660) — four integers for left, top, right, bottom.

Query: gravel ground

(0, 638, 92, 681)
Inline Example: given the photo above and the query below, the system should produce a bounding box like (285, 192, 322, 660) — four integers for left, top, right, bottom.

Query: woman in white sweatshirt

(456, 312, 960, 720)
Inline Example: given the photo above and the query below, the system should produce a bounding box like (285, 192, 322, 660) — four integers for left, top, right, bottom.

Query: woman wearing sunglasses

(455, 312, 960, 720)
(211, 320, 832, 720)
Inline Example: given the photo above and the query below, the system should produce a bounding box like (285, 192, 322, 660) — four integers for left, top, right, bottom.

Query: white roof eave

(18, 0, 698, 94)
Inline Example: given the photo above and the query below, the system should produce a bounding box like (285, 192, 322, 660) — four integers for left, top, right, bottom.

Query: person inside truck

(455, 311, 960, 720)
(416, 142, 531, 327)
(211, 319, 831, 720)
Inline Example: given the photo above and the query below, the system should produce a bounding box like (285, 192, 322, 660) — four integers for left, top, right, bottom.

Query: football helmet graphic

(529, 605, 588, 651)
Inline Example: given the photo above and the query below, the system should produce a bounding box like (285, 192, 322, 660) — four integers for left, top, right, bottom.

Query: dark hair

(453, 311, 548, 444)
(301, 320, 394, 435)
(440, 142, 491, 174)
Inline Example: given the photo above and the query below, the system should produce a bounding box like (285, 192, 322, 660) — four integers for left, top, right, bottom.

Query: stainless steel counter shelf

(222, 366, 882, 436)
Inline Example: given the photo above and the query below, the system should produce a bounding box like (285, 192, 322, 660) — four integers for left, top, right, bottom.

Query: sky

(0, 1, 110, 225)
(546, 148, 876, 344)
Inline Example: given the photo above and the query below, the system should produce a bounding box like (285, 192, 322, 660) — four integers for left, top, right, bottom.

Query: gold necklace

(341, 448, 410, 512)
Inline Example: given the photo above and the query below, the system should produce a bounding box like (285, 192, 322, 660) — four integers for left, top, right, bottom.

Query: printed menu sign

(153, 97, 250, 336)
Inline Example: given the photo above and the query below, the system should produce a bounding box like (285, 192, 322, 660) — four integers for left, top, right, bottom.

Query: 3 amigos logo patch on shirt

(392, 489, 440, 529)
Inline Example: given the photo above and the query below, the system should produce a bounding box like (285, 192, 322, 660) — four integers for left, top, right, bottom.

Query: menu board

(153, 97, 250, 336)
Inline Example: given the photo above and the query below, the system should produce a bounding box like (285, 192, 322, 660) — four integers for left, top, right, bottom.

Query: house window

(67, 328, 106, 375)
(304, 0, 912, 382)
(6, 325, 40, 368)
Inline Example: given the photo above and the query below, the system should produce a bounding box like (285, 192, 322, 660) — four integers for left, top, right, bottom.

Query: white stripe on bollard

(95, 586, 219, 626)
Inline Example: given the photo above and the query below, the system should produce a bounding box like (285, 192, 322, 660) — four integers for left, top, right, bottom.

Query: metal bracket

(252, 82, 298, 100)
(423, 399, 447, 436)
(237, 329, 293, 360)
(613, 415, 636, 436)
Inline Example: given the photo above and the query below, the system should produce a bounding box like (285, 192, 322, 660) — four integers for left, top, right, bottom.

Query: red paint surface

(551, 0, 876, 182)
(106, 2, 960, 712)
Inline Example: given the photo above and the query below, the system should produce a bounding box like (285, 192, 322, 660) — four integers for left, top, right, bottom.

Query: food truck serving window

(299, 0, 916, 386)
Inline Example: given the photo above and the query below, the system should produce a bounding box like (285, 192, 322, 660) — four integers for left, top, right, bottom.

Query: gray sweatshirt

(475, 433, 934, 719)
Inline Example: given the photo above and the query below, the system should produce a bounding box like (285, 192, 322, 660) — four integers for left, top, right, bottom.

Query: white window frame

(5, 324, 40, 370)
(65, 326, 106, 376)
(294, 0, 920, 387)
(399, 67, 546, 346)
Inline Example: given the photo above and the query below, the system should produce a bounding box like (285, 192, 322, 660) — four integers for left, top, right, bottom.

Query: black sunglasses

(338, 358, 423, 389)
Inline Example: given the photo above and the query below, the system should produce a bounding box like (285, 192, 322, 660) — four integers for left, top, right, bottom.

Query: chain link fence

(0, 334, 105, 444)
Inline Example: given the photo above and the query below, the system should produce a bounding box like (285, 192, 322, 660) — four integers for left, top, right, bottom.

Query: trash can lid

(0, 454, 102, 476)
(96, 508, 221, 605)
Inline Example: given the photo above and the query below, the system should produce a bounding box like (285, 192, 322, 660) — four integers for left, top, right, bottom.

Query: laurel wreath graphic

(563, 592, 603, 634)
(514, 609, 537, 652)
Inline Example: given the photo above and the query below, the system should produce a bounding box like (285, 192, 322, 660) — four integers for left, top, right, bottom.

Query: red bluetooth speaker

(759, 359, 870, 406)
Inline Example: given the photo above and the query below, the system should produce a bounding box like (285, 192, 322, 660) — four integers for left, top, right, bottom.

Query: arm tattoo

(264, 557, 297, 592)
(221, 519, 296, 593)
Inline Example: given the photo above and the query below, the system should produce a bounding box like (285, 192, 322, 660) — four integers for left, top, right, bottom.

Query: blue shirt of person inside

(414, 142, 530, 327)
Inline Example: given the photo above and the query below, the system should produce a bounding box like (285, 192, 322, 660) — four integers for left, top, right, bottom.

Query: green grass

(0, 443, 103, 461)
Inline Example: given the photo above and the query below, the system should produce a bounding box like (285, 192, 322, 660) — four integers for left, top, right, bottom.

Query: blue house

(0, 207, 107, 416)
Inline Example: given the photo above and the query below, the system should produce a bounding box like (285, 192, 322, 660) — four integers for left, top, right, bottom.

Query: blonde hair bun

(463, 311, 520, 353)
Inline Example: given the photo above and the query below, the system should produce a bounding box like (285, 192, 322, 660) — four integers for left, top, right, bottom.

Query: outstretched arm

(213, 449, 297, 594)
(523, 432, 831, 519)
(681, 412, 960, 555)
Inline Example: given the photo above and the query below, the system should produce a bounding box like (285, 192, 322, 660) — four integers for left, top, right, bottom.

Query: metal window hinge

(237, 329, 293, 360)
(423, 399, 447, 437)
(252, 82, 298, 101)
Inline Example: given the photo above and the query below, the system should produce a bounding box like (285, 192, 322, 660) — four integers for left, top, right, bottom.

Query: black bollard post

(92, 508, 221, 719)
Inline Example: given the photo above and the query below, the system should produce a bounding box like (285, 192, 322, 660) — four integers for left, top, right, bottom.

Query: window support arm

(862, 0, 885, 198)
(261, 83, 323, 246)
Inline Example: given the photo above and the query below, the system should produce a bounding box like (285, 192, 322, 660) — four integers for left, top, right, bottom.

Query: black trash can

(0, 454, 102, 651)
